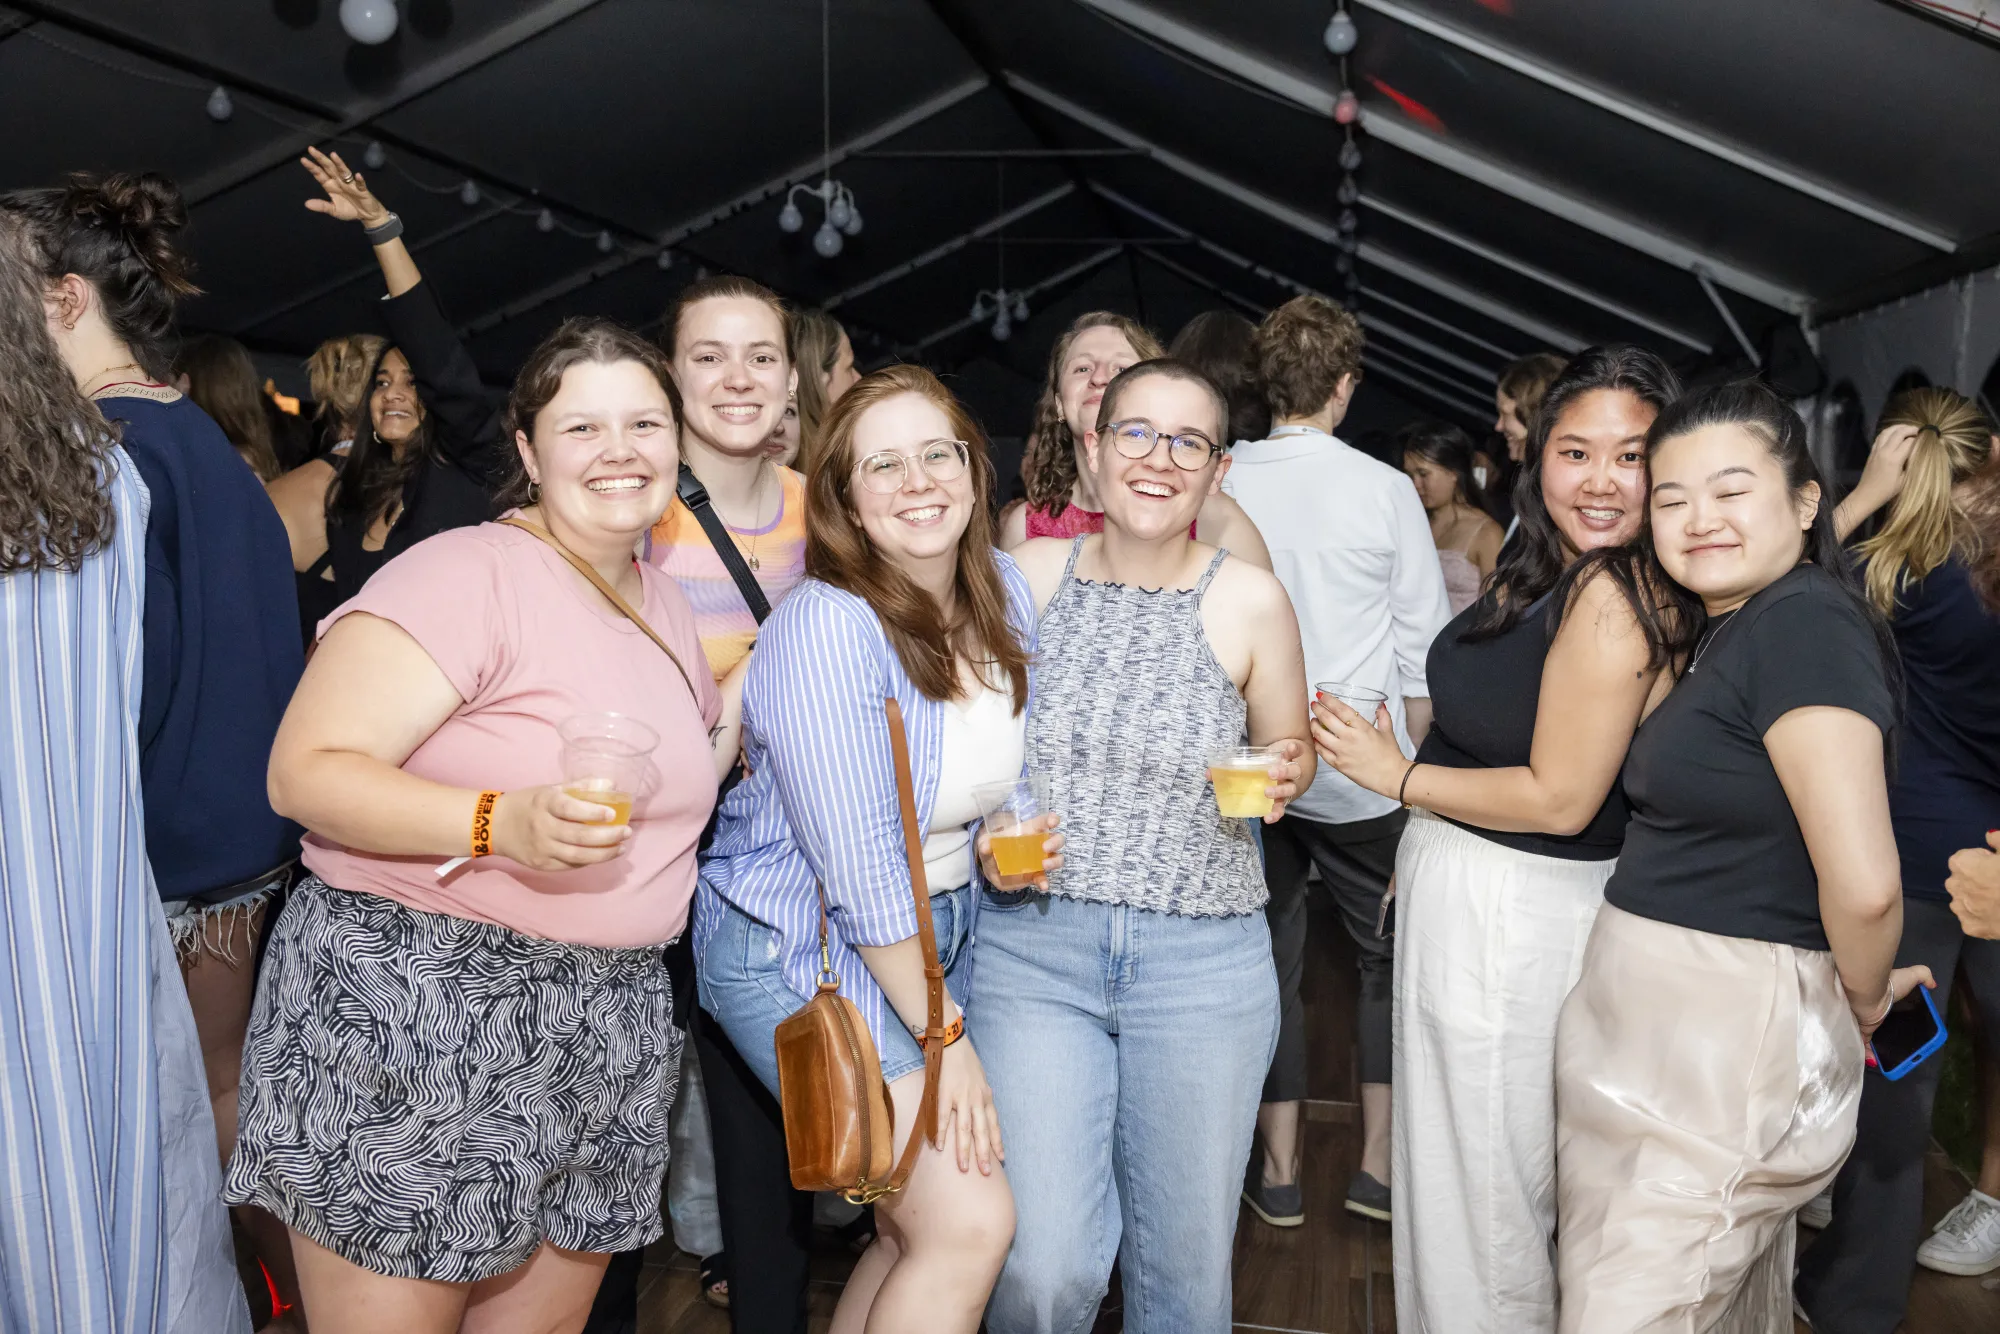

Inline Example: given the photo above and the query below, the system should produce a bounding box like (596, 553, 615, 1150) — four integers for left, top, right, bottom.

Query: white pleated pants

(1391, 811, 1613, 1334)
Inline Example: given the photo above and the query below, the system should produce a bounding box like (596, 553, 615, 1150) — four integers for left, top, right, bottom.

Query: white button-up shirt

(1224, 426, 1453, 825)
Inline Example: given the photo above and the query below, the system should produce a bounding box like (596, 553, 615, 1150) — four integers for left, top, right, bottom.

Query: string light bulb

(778, 198, 804, 233)
(1339, 140, 1363, 171)
(1334, 90, 1360, 124)
(363, 141, 387, 170)
(1323, 7, 1357, 56)
(339, 0, 399, 45)
(458, 180, 479, 207)
(205, 86, 234, 122)
(656, 249, 674, 270)
(813, 218, 845, 258)
(536, 208, 555, 233)
(596, 230, 615, 254)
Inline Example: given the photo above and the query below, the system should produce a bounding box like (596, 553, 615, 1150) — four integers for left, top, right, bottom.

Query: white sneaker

(1916, 1189, 2000, 1276)
(1799, 1186, 1833, 1231)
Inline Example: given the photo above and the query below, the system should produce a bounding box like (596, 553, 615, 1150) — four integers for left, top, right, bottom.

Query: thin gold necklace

(728, 462, 778, 570)
(82, 362, 149, 396)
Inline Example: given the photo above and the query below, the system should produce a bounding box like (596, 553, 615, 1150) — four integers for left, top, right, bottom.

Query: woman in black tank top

(266, 151, 507, 647)
(1310, 348, 1680, 1334)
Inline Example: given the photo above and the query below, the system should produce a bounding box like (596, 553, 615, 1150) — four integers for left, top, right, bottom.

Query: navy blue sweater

(100, 392, 304, 900)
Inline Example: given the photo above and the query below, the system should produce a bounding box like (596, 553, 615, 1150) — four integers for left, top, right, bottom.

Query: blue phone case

(1868, 985, 1947, 1082)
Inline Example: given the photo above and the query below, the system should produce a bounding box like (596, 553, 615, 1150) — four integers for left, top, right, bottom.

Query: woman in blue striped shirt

(0, 211, 249, 1334)
(699, 365, 1039, 1334)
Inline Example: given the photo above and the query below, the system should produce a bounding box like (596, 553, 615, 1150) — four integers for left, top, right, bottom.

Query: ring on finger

(341, 173, 356, 183)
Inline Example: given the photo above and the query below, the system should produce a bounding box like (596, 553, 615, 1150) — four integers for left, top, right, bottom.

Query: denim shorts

(699, 884, 973, 1098)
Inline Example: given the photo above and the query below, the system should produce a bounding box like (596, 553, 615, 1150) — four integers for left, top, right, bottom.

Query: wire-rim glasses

(854, 439, 971, 494)
(1104, 419, 1222, 471)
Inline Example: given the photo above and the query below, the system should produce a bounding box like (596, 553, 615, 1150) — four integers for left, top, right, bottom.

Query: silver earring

(527, 480, 541, 503)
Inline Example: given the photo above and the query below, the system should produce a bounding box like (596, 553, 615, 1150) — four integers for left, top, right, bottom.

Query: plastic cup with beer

(1208, 745, 1279, 820)
(974, 775, 1053, 889)
(557, 712, 658, 827)
(1316, 680, 1387, 726)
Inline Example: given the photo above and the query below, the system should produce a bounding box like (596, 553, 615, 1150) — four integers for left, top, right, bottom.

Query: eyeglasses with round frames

(854, 438, 971, 494)
(1104, 419, 1222, 472)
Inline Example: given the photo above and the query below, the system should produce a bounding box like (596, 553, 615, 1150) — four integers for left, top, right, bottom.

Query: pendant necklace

(1688, 609, 1741, 673)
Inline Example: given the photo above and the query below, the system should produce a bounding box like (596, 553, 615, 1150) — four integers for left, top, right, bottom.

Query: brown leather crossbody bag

(774, 696, 946, 1203)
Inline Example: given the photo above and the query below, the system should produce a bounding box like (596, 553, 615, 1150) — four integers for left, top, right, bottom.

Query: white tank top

(922, 682, 1027, 892)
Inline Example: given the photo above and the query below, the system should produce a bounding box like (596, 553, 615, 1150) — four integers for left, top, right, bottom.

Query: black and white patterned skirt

(223, 875, 682, 1282)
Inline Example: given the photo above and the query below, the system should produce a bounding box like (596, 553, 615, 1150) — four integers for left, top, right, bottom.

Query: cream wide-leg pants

(1554, 904, 1863, 1334)
(1391, 810, 1613, 1334)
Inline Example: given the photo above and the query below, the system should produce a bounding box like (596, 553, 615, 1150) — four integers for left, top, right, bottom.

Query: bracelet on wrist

(362, 212, 404, 244)
(1397, 760, 1421, 808)
(471, 790, 501, 858)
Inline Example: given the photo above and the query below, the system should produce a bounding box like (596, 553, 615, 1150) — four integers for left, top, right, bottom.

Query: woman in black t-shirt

(1552, 381, 1934, 1333)
(1313, 346, 1679, 1334)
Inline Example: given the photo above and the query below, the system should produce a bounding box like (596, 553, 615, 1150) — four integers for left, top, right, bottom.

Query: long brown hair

(790, 306, 847, 475)
(807, 365, 1030, 712)
(1856, 386, 1994, 614)
(176, 333, 279, 481)
(1023, 311, 1164, 511)
(0, 213, 120, 573)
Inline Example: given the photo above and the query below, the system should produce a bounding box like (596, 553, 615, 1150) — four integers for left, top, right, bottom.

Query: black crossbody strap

(677, 463, 773, 625)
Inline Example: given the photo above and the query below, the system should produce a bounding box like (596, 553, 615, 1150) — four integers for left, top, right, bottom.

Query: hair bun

(64, 171, 198, 297)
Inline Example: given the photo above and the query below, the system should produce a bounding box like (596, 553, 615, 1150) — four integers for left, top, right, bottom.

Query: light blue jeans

(968, 890, 1279, 1334)
(698, 887, 974, 1096)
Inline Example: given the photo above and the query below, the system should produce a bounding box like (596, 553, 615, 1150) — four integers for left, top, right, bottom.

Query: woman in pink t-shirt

(225, 318, 729, 1333)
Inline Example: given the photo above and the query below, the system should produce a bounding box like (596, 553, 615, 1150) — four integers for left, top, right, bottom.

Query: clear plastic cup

(1207, 745, 1278, 820)
(973, 775, 1053, 888)
(1315, 680, 1388, 710)
(557, 712, 659, 827)
(1316, 680, 1388, 725)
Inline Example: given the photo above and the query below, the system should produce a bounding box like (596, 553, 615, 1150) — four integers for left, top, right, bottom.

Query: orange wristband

(471, 791, 501, 858)
(922, 1014, 965, 1049)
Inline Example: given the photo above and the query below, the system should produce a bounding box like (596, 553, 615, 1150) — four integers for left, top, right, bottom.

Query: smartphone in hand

(1867, 986, 1947, 1082)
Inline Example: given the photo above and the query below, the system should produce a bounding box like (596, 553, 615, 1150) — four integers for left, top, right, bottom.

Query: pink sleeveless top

(1438, 548, 1482, 615)
(1024, 501, 1197, 540)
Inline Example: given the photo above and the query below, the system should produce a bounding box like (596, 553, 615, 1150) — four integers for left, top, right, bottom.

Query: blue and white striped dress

(0, 451, 248, 1334)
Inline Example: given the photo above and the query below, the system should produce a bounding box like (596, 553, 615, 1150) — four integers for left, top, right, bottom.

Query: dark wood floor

(637, 899, 2000, 1333)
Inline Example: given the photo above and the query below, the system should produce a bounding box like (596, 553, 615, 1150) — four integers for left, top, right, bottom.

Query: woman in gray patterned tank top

(966, 359, 1312, 1334)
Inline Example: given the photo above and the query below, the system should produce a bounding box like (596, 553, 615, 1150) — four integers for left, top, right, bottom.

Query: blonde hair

(1022, 311, 1164, 510)
(306, 332, 387, 439)
(1856, 386, 1995, 614)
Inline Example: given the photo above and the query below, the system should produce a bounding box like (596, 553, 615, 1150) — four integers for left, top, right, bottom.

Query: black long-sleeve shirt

(302, 280, 511, 632)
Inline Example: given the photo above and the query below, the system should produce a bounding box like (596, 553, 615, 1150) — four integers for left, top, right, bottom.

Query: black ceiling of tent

(3, 0, 1996, 434)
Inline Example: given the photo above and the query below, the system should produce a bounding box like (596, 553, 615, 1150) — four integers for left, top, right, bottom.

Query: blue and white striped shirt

(0, 451, 248, 1334)
(696, 554, 1037, 1055)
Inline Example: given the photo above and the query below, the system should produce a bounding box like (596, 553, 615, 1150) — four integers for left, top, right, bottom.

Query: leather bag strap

(498, 516, 700, 706)
(883, 695, 945, 1191)
(676, 464, 773, 624)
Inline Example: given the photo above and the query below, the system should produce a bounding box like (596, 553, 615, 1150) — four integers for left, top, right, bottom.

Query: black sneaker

(1344, 1169, 1390, 1222)
(1242, 1171, 1305, 1228)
